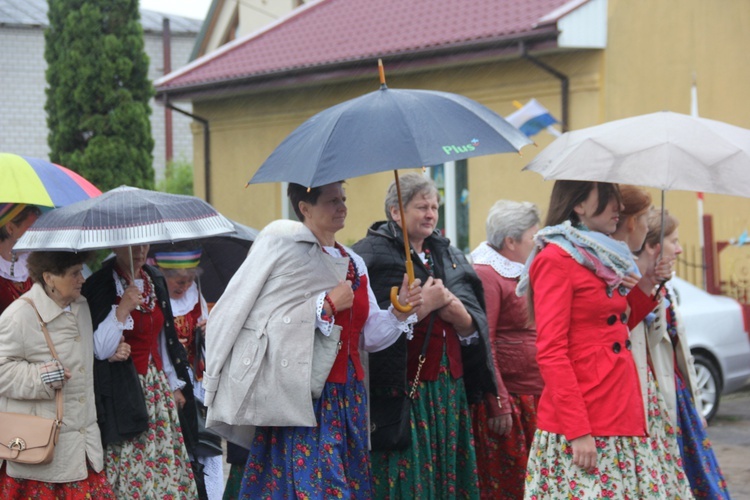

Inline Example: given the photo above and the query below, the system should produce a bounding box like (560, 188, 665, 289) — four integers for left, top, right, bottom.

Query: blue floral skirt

(675, 374, 731, 499)
(239, 361, 372, 499)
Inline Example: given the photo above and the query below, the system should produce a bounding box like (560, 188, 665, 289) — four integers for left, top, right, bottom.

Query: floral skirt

(222, 464, 244, 500)
(240, 361, 372, 499)
(524, 367, 693, 499)
(371, 353, 480, 500)
(104, 363, 198, 499)
(675, 374, 731, 499)
(471, 393, 540, 500)
(0, 463, 114, 499)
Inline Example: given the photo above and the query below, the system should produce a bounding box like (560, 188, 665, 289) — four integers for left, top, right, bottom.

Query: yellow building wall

(604, 0, 750, 289)
(191, 0, 750, 289)
(193, 53, 603, 247)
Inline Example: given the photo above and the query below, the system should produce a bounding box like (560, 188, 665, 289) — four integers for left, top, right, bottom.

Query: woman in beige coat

(0, 251, 115, 498)
(633, 209, 730, 498)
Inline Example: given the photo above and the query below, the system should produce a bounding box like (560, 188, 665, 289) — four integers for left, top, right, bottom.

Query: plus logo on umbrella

(442, 139, 480, 155)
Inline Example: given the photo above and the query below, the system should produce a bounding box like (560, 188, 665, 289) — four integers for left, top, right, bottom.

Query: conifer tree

(45, 0, 155, 190)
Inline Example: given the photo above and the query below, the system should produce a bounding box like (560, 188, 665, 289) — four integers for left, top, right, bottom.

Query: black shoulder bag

(370, 312, 435, 451)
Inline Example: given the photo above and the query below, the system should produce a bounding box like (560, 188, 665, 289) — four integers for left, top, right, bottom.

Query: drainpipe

(166, 102, 212, 204)
(162, 18, 173, 163)
(520, 42, 569, 132)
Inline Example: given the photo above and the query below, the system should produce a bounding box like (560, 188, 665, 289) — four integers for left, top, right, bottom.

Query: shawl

(516, 221, 640, 296)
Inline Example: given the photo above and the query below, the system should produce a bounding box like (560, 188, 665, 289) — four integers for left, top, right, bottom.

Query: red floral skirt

(471, 393, 540, 500)
(0, 462, 114, 499)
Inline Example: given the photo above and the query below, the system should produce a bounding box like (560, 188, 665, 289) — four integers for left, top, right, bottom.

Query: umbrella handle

(390, 259, 415, 313)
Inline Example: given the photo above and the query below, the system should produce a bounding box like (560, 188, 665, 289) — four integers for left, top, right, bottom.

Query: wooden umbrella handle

(390, 259, 415, 313)
(390, 169, 414, 313)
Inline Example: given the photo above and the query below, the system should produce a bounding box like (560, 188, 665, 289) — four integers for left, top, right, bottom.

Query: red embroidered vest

(0, 275, 32, 315)
(173, 300, 203, 379)
(121, 301, 165, 375)
(326, 274, 370, 383)
(407, 316, 463, 382)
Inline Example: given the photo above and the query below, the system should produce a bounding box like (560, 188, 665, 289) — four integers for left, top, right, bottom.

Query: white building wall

(0, 23, 197, 183)
(0, 26, 49, 158)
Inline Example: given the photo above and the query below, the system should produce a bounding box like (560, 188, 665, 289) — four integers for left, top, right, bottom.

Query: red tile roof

(157, 0, 575, 95)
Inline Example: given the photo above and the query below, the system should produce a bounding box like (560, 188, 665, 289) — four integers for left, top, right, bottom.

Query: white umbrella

(14, 186, 234, 252)
(523, 111, 750, 197)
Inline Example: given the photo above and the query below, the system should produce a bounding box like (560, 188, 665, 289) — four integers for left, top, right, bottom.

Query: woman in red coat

(519, 181, 693, 499)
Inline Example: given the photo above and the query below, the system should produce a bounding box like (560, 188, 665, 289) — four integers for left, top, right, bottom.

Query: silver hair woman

(384, 173, 440, 222)
(485, 200, 541, 250)
(470, 199, 543, 499)
(353, 172, 498, 498)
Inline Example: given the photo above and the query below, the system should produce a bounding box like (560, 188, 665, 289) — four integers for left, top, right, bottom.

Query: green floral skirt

(371, 353, 480, 499)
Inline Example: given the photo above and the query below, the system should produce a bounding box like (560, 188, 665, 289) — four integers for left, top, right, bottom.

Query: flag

(505, 99, 559, 137)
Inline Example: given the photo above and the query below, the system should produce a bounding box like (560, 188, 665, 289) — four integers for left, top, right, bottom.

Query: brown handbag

(0, 298, 63, 465)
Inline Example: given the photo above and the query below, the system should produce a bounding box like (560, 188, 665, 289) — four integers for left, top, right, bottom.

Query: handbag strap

(19, 297, 64, 424)
(408, 312, 436, 399)
(194, 324, 204, 375)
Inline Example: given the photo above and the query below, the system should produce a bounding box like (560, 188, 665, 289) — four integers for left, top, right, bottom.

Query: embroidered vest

(326, 274, 370, 383)
(121, 300, 165, 374)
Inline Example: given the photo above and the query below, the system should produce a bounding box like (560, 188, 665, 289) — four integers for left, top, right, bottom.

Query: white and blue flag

(506, 99, 560, 137)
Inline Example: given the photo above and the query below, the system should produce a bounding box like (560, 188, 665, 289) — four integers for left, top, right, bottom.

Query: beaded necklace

(422, 248, 435, 277)
(115, 265, 157, 312)
(323, 242, 361, 291)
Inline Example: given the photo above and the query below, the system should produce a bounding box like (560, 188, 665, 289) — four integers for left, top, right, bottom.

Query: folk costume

(0, 284, 114, 498)
(204, 220, 414, 499)
(0, 251, 32, 314)
(470, 242, 543, 500)
(0, 203, 33, 315)
(353, 221, 496, 500)
(155, 248, 226, 500)
(83, 260, 199, 499)
(520, 222, 693, 499)
(633, 283, 730, 499)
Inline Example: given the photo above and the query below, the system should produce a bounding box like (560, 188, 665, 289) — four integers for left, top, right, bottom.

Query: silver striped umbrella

(14, 186, 234, 252)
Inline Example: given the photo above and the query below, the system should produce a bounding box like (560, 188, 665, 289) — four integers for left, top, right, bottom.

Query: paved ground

(708, 387, 750, 499)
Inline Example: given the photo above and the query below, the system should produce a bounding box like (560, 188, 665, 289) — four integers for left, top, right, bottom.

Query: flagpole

(692, 74, 706, 289)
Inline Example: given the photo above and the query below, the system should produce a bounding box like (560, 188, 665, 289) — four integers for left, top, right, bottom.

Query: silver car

(672, 277, 750, 421)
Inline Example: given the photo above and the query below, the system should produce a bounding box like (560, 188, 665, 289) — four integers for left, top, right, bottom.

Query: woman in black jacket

(352, 173, 497, 499)
(83, 245, 201, 499)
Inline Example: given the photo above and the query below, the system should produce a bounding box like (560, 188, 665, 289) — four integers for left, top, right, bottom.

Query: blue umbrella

(248, 61, 532, 311)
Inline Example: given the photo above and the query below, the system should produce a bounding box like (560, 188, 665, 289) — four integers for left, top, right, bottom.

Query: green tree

(156, 159, 194, 195)
(45, 0, 155, 191)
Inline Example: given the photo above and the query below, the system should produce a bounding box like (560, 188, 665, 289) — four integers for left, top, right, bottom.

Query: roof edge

(536, 0, 592, 26)
(159, 0, 328, 87)
(156, 28, 562, 99)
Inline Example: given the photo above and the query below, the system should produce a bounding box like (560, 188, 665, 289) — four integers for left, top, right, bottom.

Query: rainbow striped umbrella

(0, 153, 101, 207)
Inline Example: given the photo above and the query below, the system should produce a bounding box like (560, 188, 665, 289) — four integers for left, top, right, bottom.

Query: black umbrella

(150, 220, 257, 303)
(247, 61, 531, 312)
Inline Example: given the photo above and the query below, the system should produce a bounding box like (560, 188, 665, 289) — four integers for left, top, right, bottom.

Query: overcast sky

(140, 0, 212, 20)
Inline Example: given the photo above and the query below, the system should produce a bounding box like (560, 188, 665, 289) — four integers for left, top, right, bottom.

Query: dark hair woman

(517, 181, 692, 498)
(82, 245, 201, 498)
(0, 204, 41, 314)
(205, 181, 421, 499)
(0, 250, 115, 498)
